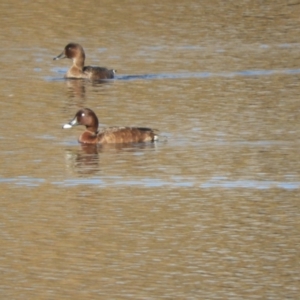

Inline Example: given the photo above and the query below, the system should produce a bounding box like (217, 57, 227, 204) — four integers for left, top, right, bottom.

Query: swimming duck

(53, 43, 115, 80)
(63, 108, 158, 144)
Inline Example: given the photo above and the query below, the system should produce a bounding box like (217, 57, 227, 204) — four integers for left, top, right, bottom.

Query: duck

(62, 108, 159, 144)
(53, 43, 115, 80)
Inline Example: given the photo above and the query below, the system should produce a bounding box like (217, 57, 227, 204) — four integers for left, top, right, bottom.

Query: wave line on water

(117, 68, 300, 81)
(1, 176, 299, 190)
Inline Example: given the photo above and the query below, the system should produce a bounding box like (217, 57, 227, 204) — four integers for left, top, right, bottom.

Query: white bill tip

(62, 123, 73, 129)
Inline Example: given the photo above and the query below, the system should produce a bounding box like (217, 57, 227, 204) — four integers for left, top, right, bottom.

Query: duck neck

(86, 119, 98, 134)
(73, 55, 85, 71)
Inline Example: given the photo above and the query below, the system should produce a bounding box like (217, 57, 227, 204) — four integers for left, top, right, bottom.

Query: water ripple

(1, 176, 299, 189)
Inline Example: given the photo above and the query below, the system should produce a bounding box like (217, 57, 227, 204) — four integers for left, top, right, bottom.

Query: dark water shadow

(116, 68, 300, 81)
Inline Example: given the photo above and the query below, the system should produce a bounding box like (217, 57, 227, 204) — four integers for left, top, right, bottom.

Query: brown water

(0, 1, 300, 299)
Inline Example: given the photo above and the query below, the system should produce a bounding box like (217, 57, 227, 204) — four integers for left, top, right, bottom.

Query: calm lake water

(0, 1, 299, 299)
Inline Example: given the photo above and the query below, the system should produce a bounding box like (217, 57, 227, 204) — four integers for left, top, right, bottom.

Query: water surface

(0, 1, 299, 299)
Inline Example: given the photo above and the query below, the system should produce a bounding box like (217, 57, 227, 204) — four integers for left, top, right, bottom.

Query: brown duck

(54, 43, 115, 80)
(63, 108, 158, 144)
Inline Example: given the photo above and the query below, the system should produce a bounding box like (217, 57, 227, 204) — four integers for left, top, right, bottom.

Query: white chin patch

(63, 123, 73, 129)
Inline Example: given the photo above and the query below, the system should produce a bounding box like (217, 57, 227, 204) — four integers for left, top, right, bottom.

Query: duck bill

(53, 51, 66, 60)
(62, 117, 78, 129)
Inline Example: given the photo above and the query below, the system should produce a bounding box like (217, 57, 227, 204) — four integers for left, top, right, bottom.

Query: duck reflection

(65, 78, 114, 100)
(64, 144, 99, 175)
(64, 142, 157, 175)
(66, 78, 86, 99)
(98, 142, 157, 152)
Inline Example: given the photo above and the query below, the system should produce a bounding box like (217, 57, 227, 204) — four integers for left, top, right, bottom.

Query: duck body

(63, 108, 158, 144)
(54, 43, 115, 80)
